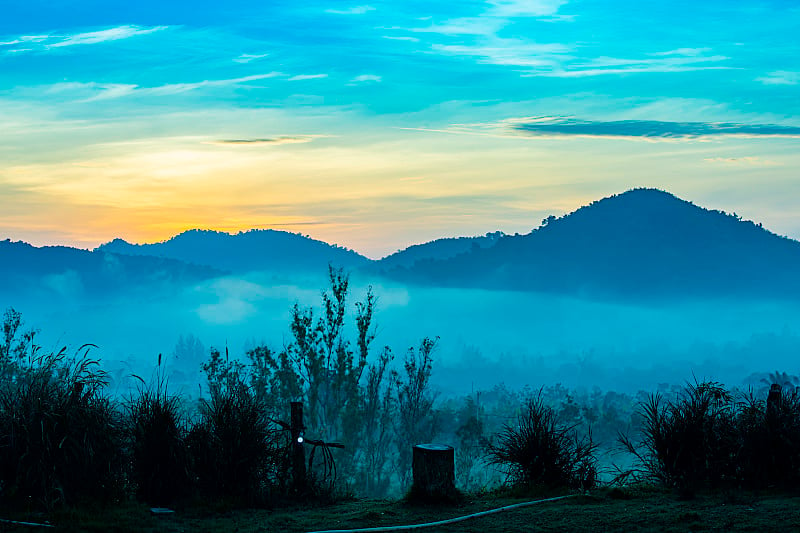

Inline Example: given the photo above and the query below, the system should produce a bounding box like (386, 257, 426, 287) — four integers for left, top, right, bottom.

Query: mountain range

(3, 188, 800, 300)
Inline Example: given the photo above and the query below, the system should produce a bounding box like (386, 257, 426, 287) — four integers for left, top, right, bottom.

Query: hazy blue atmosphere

(3, 2, 800, 522)
(6, 190, 800, 399)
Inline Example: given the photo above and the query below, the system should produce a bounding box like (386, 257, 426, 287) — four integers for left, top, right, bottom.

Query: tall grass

(736, 386, 800, 489)
(620, 381, 736, 492)
(619, 380, 800, 493)
(189, 349, 285, 506)
(126, 360, 191, 505)
(488, 394, 598, 490)
(0, 347, 125, 509)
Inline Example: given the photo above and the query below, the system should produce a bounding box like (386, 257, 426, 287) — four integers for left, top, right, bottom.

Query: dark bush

(488, 394, 597, 490)
(0, 348, 125, 509)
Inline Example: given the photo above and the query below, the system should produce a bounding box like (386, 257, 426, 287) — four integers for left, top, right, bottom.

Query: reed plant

(126, 355, 191, 505)
(0, 346, 125, 509)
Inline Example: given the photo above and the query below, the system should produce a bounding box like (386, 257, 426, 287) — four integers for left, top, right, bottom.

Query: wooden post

(411, 444, 456, 501)
(767, 384, 782, 414)
(291, 401, 307, 493)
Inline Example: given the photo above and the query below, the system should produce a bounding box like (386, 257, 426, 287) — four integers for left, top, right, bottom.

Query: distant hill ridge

(0, 239, 220, 298)
(4, 188, 800, 300)
(97, 228, 369, 274)
(374, 231, 506, 270)
(381, 188, 800, 298)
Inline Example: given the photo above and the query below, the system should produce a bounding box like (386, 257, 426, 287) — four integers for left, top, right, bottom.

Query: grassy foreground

(2, 487, 800, 532)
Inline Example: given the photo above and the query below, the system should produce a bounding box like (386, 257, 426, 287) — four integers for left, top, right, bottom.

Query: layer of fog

(11, 270, 800, 398)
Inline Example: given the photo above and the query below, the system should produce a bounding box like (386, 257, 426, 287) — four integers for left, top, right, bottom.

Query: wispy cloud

(144, 73, 283, 96)
(288, 74, 328, 81)
(430, 39, 729, 75)
(0, 35, 49, 46)
(402, 116, 800, 142)
(432, 38, 569, 68)
(532, 64, 733, 78)
(704, 157, 779, 166)
(411, 17, 505, 37)
(326, 5, 375, 15)
(81, 83, 139, 101)
(208, 136, 320, 146)
(509, 117, 800, 140)
(532, 51, 731, 77)
(400, 0, 572, 40)
(578, 53, 728, 69)
(486, 0, 569, 17)
(233, 53, 269, 64)
(1, 25, 170, 54)
(382, 35, 420, 42)
(51, 73, 283, 102)
(399, 5, 728, 80)
(349, 74, 382, 84)
(756, 70, 800, 85)
(651, 48, 711, 57)
(49, 25, 169, 48)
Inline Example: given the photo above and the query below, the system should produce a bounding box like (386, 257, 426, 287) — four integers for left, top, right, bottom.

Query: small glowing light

(297, 432, 304, 444)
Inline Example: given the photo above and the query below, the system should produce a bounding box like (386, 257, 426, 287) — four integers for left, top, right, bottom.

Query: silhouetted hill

(381, 188, 800, 299)
(0, 240, 221, 299)
(6, 189, 800, 301)
(375, 231, 506, 270)
(97, 229, 369, 274)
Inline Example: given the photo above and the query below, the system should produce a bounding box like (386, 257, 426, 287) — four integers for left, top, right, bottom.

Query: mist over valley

(6, 189, 800, 397)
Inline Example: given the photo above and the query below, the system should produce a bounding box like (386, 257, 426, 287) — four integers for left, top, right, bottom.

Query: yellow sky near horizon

(4, 131, 798, 258)
(2, 95, 799, 259)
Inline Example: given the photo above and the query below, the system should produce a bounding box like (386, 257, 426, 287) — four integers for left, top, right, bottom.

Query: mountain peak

(384, 188, 800, 299)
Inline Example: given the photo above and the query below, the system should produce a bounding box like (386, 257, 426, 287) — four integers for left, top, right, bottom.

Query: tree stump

(411, 444, 456, 501)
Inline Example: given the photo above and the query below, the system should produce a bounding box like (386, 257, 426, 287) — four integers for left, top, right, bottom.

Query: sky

(1, 0, 799, 259)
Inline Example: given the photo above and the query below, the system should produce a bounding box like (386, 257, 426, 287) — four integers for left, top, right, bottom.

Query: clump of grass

(735, 386, 800, 489)
(188, 348, 283, 506)
(619, 380, 800, 494)
(619, 381, 736, 495)
(0, 347, 125, 509)
(488, 393, 598, 491)
(126, 357, 191, 506)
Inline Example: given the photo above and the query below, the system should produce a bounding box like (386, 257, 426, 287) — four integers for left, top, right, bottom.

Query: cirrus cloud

(404, 116, 800, 142)
(325, 5, 375, 15)
(704, 157, 779, 166)
(508, 117, 800, 140)
(207, 136, 323, 146)
(1, 25, 170, 55)
(349, 74, 382, 84)
(756, 70, 800, 86)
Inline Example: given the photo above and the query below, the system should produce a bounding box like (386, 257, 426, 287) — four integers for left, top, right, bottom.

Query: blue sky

(1, 0, 799, 257)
